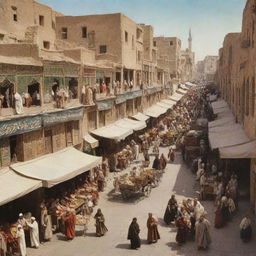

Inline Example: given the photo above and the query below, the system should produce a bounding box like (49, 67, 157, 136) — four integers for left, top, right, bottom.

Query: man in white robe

(194, 199, 205, 220)
(14, 92, 24, 115)
(195, 216, 211, 250)
(16, 225, 26, 256)
(26, 217, 39, 248)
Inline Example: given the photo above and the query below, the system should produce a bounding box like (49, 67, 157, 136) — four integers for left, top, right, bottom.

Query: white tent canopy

(115, 118, 146, 131)
(132, 112, 150, 122)
(209, 124, 250, 149)
(144, 105, 167, 118)
(0, 168, 42, 206)
(208, 116, 235, 128)
(156, 102, 170, 110)
(168, 93, 183, 102)
(91, 123, 133, 141)
(176, 88, 187, 94)
(219, 140, 256, 159)
(11, 147, 102, 188)
(83, 134, 99, 148)
(161, 99, 176, 108)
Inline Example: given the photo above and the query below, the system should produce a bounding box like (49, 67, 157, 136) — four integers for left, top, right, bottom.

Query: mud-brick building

(56, 13, 146, 89)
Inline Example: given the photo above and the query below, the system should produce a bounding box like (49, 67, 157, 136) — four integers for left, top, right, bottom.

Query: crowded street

(26, 146, 256, 256)
(0, 1, 255, 256)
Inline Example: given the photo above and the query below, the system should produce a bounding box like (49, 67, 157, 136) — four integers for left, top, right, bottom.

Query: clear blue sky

(38, 0, 246, 61)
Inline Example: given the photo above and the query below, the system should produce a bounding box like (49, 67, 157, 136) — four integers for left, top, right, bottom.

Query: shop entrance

(0, 79, 14, 108)
(9, 135, 17, 163)
(116, 72, 121, 82)
(68, 78, 78, 99)
(44, 129, 53, 154)
(28, 82, 40, 106)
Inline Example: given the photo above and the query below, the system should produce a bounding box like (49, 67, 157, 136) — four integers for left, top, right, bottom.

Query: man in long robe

(127, 218, 141, 249)
(62, 210, 76, 240)
(175, 216, 189, 245)
(195, 216, 211, 250)
(94, 209, 108, 237)
(194, 199, 205, 220)
(41, 205, 53, 241)
(16, 225, 26, 256)
(26, 217, 39, 248)
(164, 195, 178, 224)
(152, 155, 160, 170)
(147, 213, 160, 243)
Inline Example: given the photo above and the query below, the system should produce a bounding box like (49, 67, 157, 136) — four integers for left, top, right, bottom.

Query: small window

(99, 45, 107, 53)
(132, 35, 134, 49)
(43, 41, 50, 49)
(82, 27, 87, 38)
(13, 14, 17, 22)
(169, 41, 173, 46)
(0, 34, 4, 41)
(11, 6, 17, 11)
(125, 31, 128, 42)
(153, 41, 156, 47)
(39, 15, 44, 26)
(52, 20, 56, 30)
(61, 27, 68, 39)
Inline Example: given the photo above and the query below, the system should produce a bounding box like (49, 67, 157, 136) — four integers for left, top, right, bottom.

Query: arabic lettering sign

(0, 116, 42, 139)
(42, 108, 84, 127)
(96, 99, 114, 111)
(115, 94, 126, 104)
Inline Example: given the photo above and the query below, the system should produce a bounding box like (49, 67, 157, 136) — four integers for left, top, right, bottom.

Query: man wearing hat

(26, 217, 40, 248)
(16, 224, 26, 256)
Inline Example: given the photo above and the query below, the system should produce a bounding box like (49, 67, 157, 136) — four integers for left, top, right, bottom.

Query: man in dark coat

(127, 218, 141, 249)
(152, 155, 160, 170)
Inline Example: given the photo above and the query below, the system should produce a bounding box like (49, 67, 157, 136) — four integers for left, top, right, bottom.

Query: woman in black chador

(127, 218, 141, 249)
(164, 195, 178, 225)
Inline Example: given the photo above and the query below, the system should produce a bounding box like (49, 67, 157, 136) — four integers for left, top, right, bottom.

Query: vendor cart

(75, 214, 89, 236)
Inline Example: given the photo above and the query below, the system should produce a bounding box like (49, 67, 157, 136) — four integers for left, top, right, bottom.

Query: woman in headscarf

(175, 216, 189, 245)
(62, 209, 76, 240)
(94, 209, 108, 237)
(168, 147, 175, 162)
(164, 195, 178, 224)
(240, 215, 252, 242)
(160, 153, 167, 171)
(127, 218, 141, 249)
(147, 213, 160, 243)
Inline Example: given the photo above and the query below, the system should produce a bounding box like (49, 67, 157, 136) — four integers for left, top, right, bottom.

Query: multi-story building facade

(216, 0, 256, 212)
(0, 1, 173, 170)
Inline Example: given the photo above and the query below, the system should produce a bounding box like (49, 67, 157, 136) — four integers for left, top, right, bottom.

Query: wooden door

(44, 129, 53, 154)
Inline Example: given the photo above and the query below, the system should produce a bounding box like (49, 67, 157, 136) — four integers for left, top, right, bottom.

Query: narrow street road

(28, 147, 256, 256)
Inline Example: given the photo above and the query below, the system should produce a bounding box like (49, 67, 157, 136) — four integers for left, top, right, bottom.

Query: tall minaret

(188, 28, 192, 53)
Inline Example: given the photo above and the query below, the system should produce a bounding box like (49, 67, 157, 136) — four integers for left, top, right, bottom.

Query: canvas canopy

(208, 116, 235, 128)
(91, 123, 133, 141)
(0, 168, 42, 206)
(219, 140, 256, 159)
(209, 124, 250, 149)
(168, 93, 183, 102)
(176, 88, 187, 95)
(180, 84, 189, 90)
(11, 147, 102, 188)
(83, 134, 99, 148)
(156, 102, 170, 110)
(132, 112, 150, 122)
(161, 99, 176, 108)
(115, 118, 146, 131)
(144, 105, 167, 118)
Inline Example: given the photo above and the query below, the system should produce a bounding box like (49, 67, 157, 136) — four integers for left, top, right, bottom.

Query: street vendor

(62, 209, 76, 240)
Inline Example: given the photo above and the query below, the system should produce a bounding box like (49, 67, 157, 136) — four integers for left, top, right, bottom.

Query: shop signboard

(42, 108, 84, 127)
(96, 98, 114, 111)
(0, 116, 42, 139)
